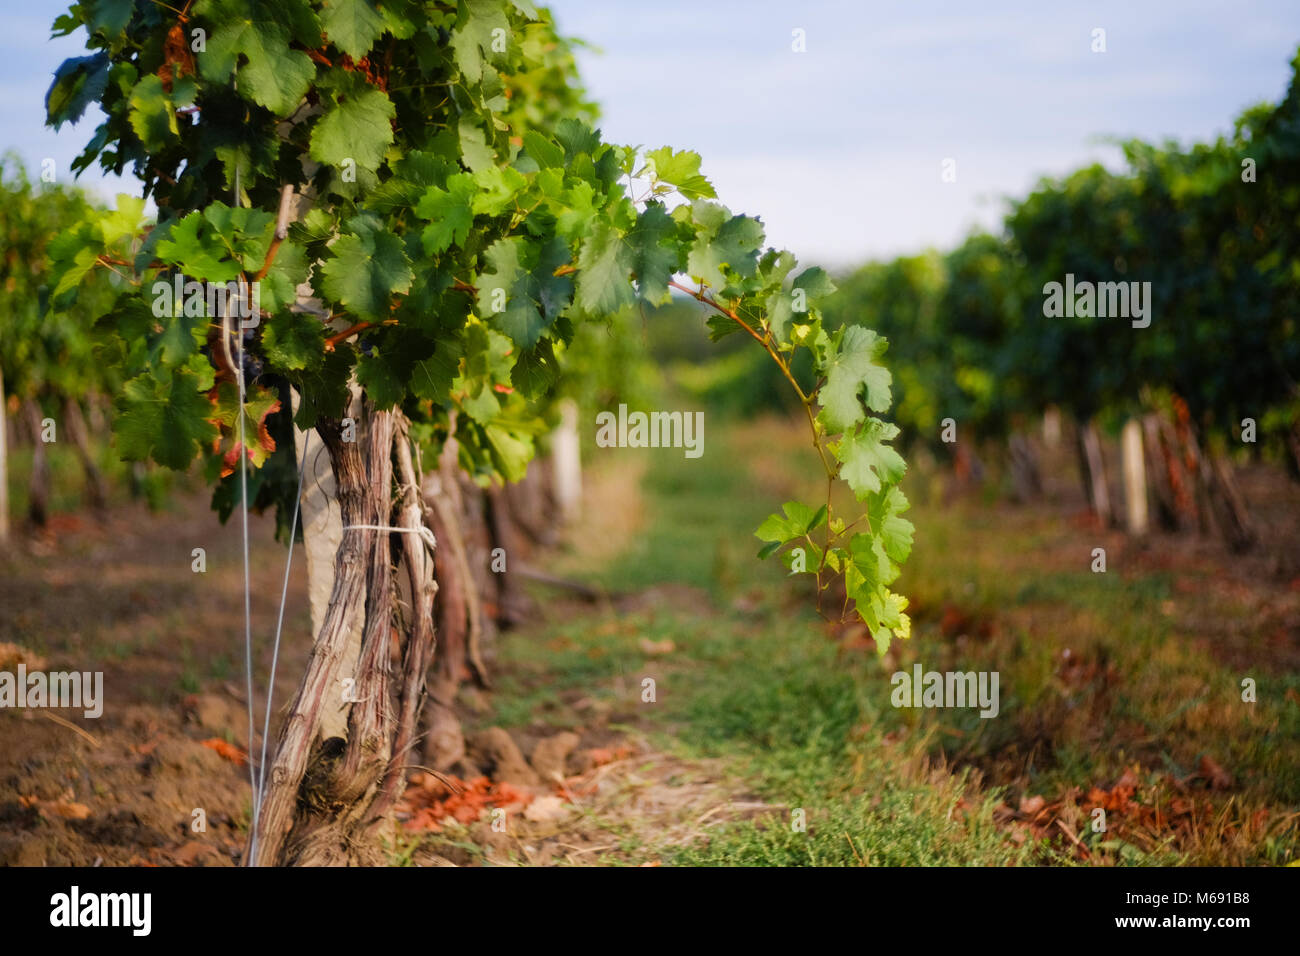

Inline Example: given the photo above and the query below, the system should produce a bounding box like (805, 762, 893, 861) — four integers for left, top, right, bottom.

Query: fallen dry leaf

(201, 737, 248, 766)
(1019, 794, 1046, 817)
(171, 840, 216, 865)
(522, 795, 570, 823)
(19, 794, 91, 820)
(1198, 755, 1234, 790)
(0, 642, 46, 672)
(398, 775, 534, 833)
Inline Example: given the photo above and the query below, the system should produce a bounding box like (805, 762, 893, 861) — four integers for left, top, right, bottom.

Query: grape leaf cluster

(45, 0, 913, 640)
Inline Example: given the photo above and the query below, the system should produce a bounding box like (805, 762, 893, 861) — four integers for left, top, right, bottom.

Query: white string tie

(342, 523, 437, 555)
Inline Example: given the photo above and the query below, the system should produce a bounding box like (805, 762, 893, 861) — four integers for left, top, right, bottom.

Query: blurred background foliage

(648, 51, 1300, 478)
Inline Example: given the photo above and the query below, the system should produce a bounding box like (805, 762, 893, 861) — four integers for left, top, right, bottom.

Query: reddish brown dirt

(0, 493, 311, 865)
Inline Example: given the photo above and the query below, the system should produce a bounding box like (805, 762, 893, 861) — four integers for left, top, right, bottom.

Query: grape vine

(45, 0, 912, 647)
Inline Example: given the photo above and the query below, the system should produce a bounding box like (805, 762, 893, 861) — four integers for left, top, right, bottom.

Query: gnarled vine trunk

(250, 403, 437, 866)
(1076, 418, 1112, 526)
(252, 399, 570, 863)
(1007, 432, 1042, 502)
(63, 398, 107, 511)
(1141, 413, 1183, 531)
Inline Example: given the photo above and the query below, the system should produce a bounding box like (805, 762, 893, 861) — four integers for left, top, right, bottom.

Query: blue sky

(5, 1, 1299, 268)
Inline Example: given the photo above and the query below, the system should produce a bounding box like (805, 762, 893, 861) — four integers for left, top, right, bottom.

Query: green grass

(4, 438, 191, 522)
(571, 432, 783, 597)
(487, 593, 1031, 865)
(901, 504, 1300, 818)
(485, 419, 1033, 865)
(485, 413, 1299, 866)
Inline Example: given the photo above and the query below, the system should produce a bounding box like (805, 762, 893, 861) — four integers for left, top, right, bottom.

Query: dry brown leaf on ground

(0, 642, 47, 672)
(638, 638, 676, 656)
(1018, 794, 1046, 817)
(398, 775, 534, 832)
(200, 738, 247, 766)
(1198, 755, 1234, 790)
(19, 794, 91, 820)
(522, 795, 571, 823)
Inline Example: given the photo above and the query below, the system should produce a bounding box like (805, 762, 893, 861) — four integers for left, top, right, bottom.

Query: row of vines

(13, 0, 914, 865)
(711, 50, 1300, 550)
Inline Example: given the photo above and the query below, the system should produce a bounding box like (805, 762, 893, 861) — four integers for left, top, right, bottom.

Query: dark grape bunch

(198, 322, 264, 383)
(239, 325, 264, 383)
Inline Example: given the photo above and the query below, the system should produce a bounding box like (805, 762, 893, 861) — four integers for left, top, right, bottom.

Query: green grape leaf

(417, 173, 477, 254)
(451, 0, 510, 83)
(475, 237, 527, 321)
(263, 312, 327, 372)
(320, 0, 386, 59)
(203, 18, 314, 117)
(477, 237, 571, 347)
(626, 203, 679, 303)
(484, 423, 533, 482)
(554, 181, 599, 241)
(554, 118, 601, 159)
(522, 130, 564, 169)
(410, 337, 463, 403)
(87, 0, 134, 38)
(368, 151, 455, 213)
(793, 265, 836, 300)
(128, 74, 179, 151)
(644, 146, 715, 200)
(705, 316, 741, 341)
(471, 165, 528, 216)
(288, 346, 355, 428)
(836, 418, 906, 498)
(96, 194, 148, 246)
(156, 211, 244, 282)
(115, 368, 218, 470)
(310, 84, 396, 172)
(865, 486, 914, 564)
(510, 339, 559, 396)
(818, 325, 892, 432)
(355, 350, 405, 409)
(864, 589, 911, 653)
(46, 53, 110, 130)
(457, 321, 512, 422)
(755, 500, 825, 546)
(49, 241, 100, 303)
(320, 216, 413, 320)
(768, 265, 836, 344)
(202, 203, 274, 268)
(845, 532, 886, 606)
(154, 309, 207, 367)
(259, 240, 308, 315)
(687, 208, 763, 290)
(460, 384, 500, 423)
(576, 222, 635, 314)
(781, 540, 822, 574)
(457, 117, 496, 173)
